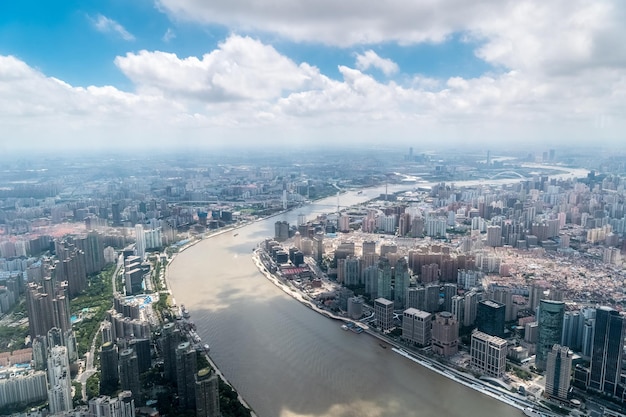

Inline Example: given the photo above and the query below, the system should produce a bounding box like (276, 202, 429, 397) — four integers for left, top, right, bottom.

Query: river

(167, 167, 588, 417)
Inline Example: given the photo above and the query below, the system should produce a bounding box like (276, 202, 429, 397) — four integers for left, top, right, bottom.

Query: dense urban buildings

(1, 148, 626, 416)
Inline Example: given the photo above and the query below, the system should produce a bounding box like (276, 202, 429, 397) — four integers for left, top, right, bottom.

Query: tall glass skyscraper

(589, 307, 626, 398)
(476, 299, 505, 338)
(536, 300, 565, 371)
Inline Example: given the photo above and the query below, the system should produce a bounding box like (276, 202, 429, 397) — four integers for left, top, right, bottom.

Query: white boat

(341, 324, 349, 330)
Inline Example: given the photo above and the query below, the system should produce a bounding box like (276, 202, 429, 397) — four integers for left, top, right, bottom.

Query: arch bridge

(488, 171, 526, 180)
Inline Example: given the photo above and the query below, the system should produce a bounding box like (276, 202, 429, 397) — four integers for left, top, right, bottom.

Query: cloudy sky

(1, 0, 625, 151)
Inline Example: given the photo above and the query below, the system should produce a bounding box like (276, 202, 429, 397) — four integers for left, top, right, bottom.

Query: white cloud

(114, 35, 326, 101)
(90, 14, 135, 41)
(162, 28, 176, 42)
(0, 30, 624, 151)
(156, 0, 626, 76)
(355, 50, 398, 76)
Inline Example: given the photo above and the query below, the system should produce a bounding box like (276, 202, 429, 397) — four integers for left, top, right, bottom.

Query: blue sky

(0, 1, 492, 87)
(0, 0, 624, 151)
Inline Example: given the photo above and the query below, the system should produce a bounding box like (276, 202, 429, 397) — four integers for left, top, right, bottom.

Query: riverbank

(164, 244, 258, 417)
(251, 248, 550, 415)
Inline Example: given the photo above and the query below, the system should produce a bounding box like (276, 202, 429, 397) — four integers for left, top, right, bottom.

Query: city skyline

(1, 1, 625, 151)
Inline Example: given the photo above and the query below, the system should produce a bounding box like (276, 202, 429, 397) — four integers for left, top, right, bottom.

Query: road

(75, 254, 124, 401)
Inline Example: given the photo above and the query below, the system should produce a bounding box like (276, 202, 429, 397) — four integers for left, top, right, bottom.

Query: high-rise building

(545, 345, 572, 401)
(402, 308, 432, 347)
(135, 224, 146, 259)
(536, 300, 565, 371)
(406, 287, 425, 311)
(100, 342, 119, 395)
(424, 284, 440, 313)
(118, 348, 140, 399)
(313, 233, 324, 263)
(529, 284, 547, 312)
(374, 298, 394, 332)
(393, 258, 410, 309)
(75, 231, 105, 275)
(581, 307, 596, 357)
(463, 290, 480, 327)
(162, 323, 181, 382)
(89, 391, 136, 417)
(111, 202, 122, 226)
(377, 258, 393, 301)
(432, 312, 459, 357)
(441, 283, 457, 313)
(195, 368, 220, 417)
(274, 221, 290, 242)
(470, 330, 507, 378)
(25, 278, 70, 339)
(362, 241, 376, 256)
(488, 286, 514, 322)
(53, 239, 87, 297)
(347, 297, 363, 320)
(129, 338, 151, 374)
(363, 265, 378, 298)
(451, 295, 465, 325)
(589, 307, 626, 398)
(32, 335, 47, 371)
(0, 371, 48, 410)
(47, 346, 72, 414)
(176, 342, 198, 409)
(486, 225, 502, 247)
(343, 255, 361, 286)
(476, 300, 506, 339)
(561, 311, 582, 352)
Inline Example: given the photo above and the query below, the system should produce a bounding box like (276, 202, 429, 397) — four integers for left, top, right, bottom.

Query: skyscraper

(441, 283, 457, 313)
(406, 287, 425, 311)
(463, 290, 480, 327)
(195, 368, 220, 417)
(393, 257, 410, 309)
(135, 224, 146, 259)
(47, 346, 72, 414)
(100, 342, 119, 395)
(589, 307, 626, 398)
(176, 342, 198, 409)
(118, 348, 140, 399)
(536, 300, 565, 371)
(545, 345, 572, 401)
(25, 278, 70, 339)
(162, 323, 181, 382)
(377, 258, 392, 301)
(424, 284, 440, 313)
(476, 300, 506, 339)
